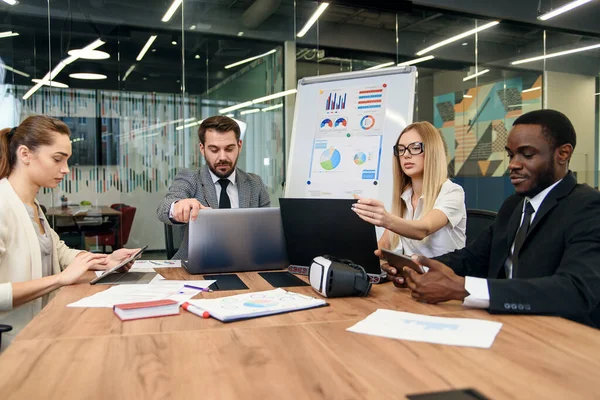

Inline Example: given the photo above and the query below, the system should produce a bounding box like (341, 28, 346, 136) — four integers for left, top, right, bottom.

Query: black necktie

(509, 201, 535, 278)
(217, 179, 231, 209)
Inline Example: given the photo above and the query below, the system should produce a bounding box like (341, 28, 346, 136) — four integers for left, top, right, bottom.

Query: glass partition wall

(1, 1, 597, 254)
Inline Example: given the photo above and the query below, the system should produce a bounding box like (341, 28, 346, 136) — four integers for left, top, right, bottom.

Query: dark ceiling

(1, 0, 599, 96)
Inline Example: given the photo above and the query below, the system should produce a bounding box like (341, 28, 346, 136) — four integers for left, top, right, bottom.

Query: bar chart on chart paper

(325, 92, 347, 112)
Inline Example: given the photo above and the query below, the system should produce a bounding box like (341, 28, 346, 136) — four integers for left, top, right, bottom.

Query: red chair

(84, 205, 136, 252)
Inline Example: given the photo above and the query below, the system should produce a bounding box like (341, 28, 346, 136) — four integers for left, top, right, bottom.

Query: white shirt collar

(208, 169, 236, 186)
(400, 186, 424, 202)
(525, 178, 562, 213)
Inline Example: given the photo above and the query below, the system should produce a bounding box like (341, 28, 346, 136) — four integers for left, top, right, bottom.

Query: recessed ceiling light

(190, 25, 197, 30)
(172, 40, 177, 45)
(69, 73, 107, 80)
(32, 79, 69, 88)
(143, 77, 147, 80)
(67, 49, 110, 60)
(462, 42, 468, 46)
(238, 32, 244, 36)
(195, 54, 200, 59)
(151, 49, 156, 52)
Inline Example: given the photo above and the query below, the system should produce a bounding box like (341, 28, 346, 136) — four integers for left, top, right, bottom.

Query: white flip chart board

(285, 66, 416, 212)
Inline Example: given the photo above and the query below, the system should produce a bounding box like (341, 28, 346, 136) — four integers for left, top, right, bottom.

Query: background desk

(46, 206, 122, 250)
(0, 269, 598, 399)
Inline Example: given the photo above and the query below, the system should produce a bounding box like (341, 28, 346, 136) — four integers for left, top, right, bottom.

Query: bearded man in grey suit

(157, 115, 271, 260)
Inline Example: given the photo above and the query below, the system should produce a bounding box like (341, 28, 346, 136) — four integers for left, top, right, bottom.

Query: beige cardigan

(0, 178, 80, 348)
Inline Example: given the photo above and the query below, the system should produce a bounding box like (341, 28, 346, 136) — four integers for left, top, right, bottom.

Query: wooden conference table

(0, 268, 599, 399)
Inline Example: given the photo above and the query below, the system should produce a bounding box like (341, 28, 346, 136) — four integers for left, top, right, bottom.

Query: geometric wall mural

(434, 75, 542, 177)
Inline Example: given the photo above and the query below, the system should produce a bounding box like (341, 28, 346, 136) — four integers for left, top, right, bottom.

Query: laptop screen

(279, 198, 381, 275)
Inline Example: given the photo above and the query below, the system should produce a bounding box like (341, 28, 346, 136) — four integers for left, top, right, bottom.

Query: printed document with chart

(347, 309, 503, 348)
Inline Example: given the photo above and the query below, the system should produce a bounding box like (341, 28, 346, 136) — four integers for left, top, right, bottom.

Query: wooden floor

(1, 268, 599, 399)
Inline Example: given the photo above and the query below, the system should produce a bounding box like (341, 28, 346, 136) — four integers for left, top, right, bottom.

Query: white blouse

(393, 179, 466, 258)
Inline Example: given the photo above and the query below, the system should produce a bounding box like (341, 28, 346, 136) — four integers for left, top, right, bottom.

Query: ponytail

(0, 128, 13, 179)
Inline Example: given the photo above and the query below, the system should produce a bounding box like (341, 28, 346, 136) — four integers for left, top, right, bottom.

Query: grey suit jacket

(157, 165, 271, 259)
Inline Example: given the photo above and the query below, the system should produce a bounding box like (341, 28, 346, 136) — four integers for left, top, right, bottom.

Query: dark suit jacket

(435, 172, 600, 327)
(157, 165, 271, 259)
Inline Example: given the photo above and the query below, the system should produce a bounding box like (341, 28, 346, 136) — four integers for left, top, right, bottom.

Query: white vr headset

(309, 256, 372, 298)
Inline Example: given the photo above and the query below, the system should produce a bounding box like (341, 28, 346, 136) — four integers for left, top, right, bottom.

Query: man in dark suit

(157, 115, 270, 260)
(382, 109, 600, 327)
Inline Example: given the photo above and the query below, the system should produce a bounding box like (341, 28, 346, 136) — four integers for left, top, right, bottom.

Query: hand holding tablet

(90, 245, 148, 284)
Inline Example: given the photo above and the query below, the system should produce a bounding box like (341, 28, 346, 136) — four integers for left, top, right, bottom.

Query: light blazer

(156, 165, 271, 260)
(435, 172, 600, 327)
(0, 178, 81, 348)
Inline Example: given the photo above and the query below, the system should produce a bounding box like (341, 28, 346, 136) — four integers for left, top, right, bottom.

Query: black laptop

(279, 198, 382, 275)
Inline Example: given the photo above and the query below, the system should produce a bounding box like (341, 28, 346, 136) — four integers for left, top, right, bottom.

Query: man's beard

(208, 160, 236, 179)
(522, 157, 557, 198)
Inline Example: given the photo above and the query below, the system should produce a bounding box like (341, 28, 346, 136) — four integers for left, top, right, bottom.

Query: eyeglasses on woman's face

(393, 141, 424, 157)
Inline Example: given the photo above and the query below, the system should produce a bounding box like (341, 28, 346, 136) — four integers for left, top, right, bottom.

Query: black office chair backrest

(466, 209, 497, 245)
(0, 324, 12, 349)
(164, 224, 185, 259)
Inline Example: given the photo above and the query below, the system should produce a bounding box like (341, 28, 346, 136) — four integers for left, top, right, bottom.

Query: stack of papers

(347, 309, 503, 348)
(67, 282, 214, 308)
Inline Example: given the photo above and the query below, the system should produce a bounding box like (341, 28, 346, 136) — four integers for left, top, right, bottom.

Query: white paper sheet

(347, 309, 503, 348)
(148, 274, 215, 289)
(67, 283, 203, 308)
(132, 260, 181, 269)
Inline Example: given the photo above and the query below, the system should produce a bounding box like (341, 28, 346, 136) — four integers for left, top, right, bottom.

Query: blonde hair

(388, 121, 448, 249)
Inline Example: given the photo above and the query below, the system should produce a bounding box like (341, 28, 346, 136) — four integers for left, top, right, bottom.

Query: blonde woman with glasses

(352, 121, 466, 268)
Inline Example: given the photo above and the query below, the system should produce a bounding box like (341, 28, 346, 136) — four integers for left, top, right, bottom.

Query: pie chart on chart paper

(360, 115, 375, 130)
(320, 118, 333, 129)
(354, 152, 367, 165)
(320, 147, 341, 171)
(334, 118, 347, 128)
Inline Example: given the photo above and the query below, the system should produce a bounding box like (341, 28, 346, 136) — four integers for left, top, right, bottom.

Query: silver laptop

(183, 207, 289, 274)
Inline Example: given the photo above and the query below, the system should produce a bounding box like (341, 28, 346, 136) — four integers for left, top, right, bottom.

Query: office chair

(164, 224, 185, 259)
(466, 209, 497, 245)
(0, 324, 12, 349)
(84, 205, 137, 252)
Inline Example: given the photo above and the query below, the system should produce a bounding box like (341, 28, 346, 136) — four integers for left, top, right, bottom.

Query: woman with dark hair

(0, 115, 139, 348)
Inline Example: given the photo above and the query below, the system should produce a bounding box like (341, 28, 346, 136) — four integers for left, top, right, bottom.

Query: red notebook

(113, 299, 180, 321)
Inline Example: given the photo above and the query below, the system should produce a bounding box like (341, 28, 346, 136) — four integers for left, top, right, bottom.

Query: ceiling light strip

(162, 0, 183, 23)
(366, 62, 395, 71)
(136, 35, 157, 61)
(463, 69, 489, 81)
(2, 64, 29, 77)
(398, 55, 435, 66)
(511, 43, 600, 65)
(538, 0, 594, 21)
(297, 3, 329, 38)
(224, 49, 277, 70)
(416, 21, 499, 56)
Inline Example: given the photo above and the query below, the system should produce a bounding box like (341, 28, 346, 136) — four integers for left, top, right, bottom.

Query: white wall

(546, 71, 596, 186)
